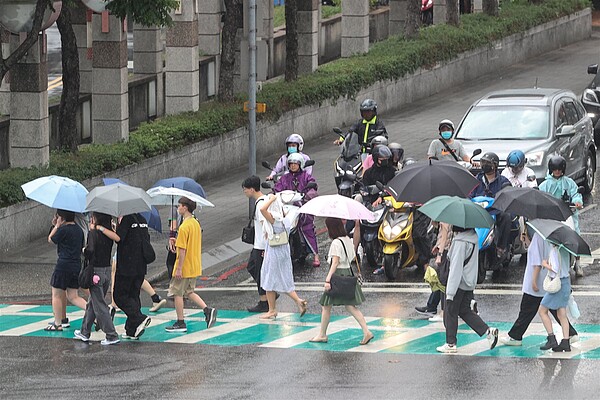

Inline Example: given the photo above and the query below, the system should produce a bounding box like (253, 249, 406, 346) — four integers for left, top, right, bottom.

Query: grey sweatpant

(80, 266, 118, 340)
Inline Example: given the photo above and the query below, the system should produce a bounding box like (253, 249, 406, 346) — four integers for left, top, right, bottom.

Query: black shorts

(50, 270, 80, 290)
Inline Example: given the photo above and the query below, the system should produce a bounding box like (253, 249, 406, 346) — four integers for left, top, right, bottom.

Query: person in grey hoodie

(437, 226, 499, 353)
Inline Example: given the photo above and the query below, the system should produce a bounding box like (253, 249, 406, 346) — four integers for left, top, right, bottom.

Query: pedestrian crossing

(1, 303, 600, 359)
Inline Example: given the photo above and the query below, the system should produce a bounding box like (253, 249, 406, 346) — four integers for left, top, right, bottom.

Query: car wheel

(583, 149, 596, 193)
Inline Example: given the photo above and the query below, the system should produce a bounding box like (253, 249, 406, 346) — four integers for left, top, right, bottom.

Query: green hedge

(0, 0, 589, 208)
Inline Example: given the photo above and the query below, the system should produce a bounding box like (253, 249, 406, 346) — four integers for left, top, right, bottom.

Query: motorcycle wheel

(364, 240, 382, 269)
(477, 252, 486, 284)
(383, 254, 399, 281)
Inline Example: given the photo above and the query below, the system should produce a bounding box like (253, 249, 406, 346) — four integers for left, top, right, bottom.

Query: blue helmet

(506, 150, 526, 169)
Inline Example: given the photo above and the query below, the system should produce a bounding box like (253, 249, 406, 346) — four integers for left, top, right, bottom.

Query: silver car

(455, 88, 597, 192)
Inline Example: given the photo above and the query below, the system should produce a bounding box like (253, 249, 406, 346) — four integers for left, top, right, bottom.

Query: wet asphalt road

(4, 33, 600, 400)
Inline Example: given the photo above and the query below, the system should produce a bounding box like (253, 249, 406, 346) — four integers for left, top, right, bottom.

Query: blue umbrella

(21, 175, 88, 213)
(151, 177, 207, 199)
(102, 178, 162, 233)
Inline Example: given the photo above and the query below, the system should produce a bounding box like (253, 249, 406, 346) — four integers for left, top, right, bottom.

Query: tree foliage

(107, 0, 179, 27)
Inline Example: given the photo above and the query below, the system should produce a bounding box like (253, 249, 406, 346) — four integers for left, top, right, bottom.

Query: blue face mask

(440, 131, 453, 140)
(287, 146, 298, 154)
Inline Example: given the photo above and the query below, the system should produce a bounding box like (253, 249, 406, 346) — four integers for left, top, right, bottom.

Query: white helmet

(287, 153, 305, 170)
(285, 134, 304, 152)
(438, 119, 455, 131)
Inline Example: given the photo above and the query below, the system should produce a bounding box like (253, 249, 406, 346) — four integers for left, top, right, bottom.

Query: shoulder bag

(436, 243, 474, 287)
(543, 271, 561, 293)
(79, 230, 97, 289)
(242, 198, 265, 245)
(328, 239, 362, 300)
(439, 139, 461, 162)
(268, 228, 289, 247)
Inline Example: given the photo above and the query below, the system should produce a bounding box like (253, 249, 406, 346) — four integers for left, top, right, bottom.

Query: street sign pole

(248, 0, 257, 219)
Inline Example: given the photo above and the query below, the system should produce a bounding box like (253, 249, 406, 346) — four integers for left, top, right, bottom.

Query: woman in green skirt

(310, 218, 374, 345)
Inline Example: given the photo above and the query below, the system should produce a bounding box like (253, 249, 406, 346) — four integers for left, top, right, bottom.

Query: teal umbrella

(419, 195, 494, 229)
(526, 219, 591, 257)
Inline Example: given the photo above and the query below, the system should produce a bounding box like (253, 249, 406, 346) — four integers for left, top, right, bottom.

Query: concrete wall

(319, 15, 342, 65)
(0, 8, 591, 253)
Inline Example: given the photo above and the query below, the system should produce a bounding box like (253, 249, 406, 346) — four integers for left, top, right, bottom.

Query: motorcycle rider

(427, 120, 471, 162)
(362, 145, 396, 207)
(266, 134, 312, 180)
(362, 135, 389, 172)
(470, 152, 513, 261)
(388, 142, 405, 170)
(502, 150, 537, 188)
(273, 153, 321, 267)
(539, 155, 584, 276)
(333, 99, 388, 151)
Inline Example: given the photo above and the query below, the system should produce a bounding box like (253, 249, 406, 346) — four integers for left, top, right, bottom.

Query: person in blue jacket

(539, 155, 584, 276)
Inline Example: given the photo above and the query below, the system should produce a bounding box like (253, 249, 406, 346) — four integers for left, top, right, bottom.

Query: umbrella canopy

(492, 187, 572, 221)
(86, 183, 152, 216)
(102, 178, 162, 232)
(151, 177, 207, 199)
(21, 175, 88, 213)
(385, 159, 479, 204)
(526, 219, 591, 257)
(419, 195, 494, 229)
(298, 194, 375, 220)
(147, 186, 215, 208)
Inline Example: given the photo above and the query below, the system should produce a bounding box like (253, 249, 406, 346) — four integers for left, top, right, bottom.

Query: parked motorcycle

(421, 0, 433, 26)
(261, 160, 317, 268)
(378, 195, 418, 280)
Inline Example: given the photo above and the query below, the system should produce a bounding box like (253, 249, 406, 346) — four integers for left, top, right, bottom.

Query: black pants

(247, 248, 266, 296)
(114, 274, 147, 336)
(495, 211, 512, 251)
(427, 290, 443, 312)
(444, 289, 489, 345)
(508, 293, 578, 341)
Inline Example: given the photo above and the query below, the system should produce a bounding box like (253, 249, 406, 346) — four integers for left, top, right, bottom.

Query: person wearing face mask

(362, 135, 389, 172)
(362, 145, 396, 206)
(427, 120, 471, 162)
(501, 150, 537, 188)
(470, 152, 513, 261)
(266, 134, 312, 180)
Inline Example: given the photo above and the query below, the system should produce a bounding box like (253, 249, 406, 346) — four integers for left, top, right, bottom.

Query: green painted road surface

(2, 303, 600, 359)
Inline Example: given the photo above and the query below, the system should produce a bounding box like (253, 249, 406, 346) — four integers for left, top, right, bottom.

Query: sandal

(299, 300, 308, 317)
(360, 332, 375, 345)
(44, 323, 63, 332)
(309, 336, 328, 343)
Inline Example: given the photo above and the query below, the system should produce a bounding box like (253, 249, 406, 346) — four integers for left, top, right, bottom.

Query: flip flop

(44, 323, 63, 332)
(309, 336, 328, 343)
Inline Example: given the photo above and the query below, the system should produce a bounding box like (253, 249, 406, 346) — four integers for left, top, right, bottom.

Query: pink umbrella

(298, 195, 375, 220)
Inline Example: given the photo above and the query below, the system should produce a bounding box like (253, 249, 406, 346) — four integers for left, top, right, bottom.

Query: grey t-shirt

(427, 139, 467, 162)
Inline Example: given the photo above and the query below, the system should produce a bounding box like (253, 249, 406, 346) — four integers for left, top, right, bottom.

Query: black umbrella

(527, 219, 591, 257)
(385, 159, 479, 204)
(492, 187, 572, 221)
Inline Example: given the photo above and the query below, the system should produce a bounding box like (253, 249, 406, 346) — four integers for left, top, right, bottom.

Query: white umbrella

(298, 194, 374, 220)
(86, 183, 152, 216)
(146, 186, 215, 208)
(21, 175, 88, 213)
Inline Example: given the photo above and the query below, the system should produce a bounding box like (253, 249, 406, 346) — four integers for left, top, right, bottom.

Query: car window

(456, 105, 550, 140)
(564, 102, 579, 125)
(574, 100, 587, 120)
(555, 103, 568, 128)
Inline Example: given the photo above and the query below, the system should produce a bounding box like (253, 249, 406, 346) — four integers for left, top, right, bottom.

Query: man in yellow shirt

(165, 197, 217, 332)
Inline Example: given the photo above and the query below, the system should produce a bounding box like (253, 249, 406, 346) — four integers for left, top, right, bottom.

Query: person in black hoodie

(362, 145, 396, 206)
(114, 213, 152, 339)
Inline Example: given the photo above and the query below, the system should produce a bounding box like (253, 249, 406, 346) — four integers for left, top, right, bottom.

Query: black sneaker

(135, 316, 151, 338)
(205, 308, 218, 329)
(415, 306, 436, 316)
(247, 301, 269, 313)
(165, 321, 187, 333)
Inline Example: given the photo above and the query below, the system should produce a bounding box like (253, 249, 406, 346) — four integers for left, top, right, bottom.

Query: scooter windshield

(341, 132, 362, 159)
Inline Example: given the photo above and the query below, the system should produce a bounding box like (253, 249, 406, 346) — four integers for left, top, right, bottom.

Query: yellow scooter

(378, 195, 418, 280)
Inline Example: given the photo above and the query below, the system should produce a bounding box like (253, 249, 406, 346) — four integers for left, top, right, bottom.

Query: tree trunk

(218, 0, 243, 102)
(446, 0, 459, 26)
(482, 0, 499, 16)
(56, 6, 80, 152)
(405, 0, 421, 39)
(285, 0, 298, 81)
(0, 0, 48, 86)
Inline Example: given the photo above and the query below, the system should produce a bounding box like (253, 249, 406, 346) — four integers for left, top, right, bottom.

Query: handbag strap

(463, 243, 475, 267)
(338, 238, 361, 276)
(248, 198, 266, 228)
(439, 138, 461, 162)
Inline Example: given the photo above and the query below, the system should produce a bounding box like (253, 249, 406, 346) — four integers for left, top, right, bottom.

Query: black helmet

(548, 155, 566, 174)
(360, 99, 378, 113)
(370, 135, 388, 149)
(480, 152, 500, 169)
(388, 142, 404, 164)
(372, 145, 392, 167)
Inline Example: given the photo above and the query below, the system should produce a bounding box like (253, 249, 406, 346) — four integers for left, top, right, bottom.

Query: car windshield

(457, 105, 550, 140)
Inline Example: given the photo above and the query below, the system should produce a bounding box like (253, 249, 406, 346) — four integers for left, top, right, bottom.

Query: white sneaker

(570, 334, 579, 344)
(135, 316, 151, 338)
(487, 327, 499, 349)
(500, 336, 522, 346)
(470, 299, 479, 315)
(428, 314, 443, 322)
(73, 330, 89, 342)
(121, 334, 139, 340)
(101, 338, 120, 345)
(149, 298, 167, 312)
(436, 343, 457, 353)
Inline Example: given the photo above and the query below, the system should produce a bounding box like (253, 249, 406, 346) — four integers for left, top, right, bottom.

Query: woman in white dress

(259, 193, 308, 319)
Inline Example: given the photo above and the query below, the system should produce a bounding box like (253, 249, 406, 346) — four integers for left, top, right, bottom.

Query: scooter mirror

(261, 182, 273, 189)
(333, 127, 343, 135)
(262, 161, 272, 169)
(472, 149, 482, 158)
(305, 159, 316, 167)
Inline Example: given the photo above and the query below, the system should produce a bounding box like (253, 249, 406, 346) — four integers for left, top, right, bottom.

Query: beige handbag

(543, 272, 561, 294)
(268, 229, 289, 247)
